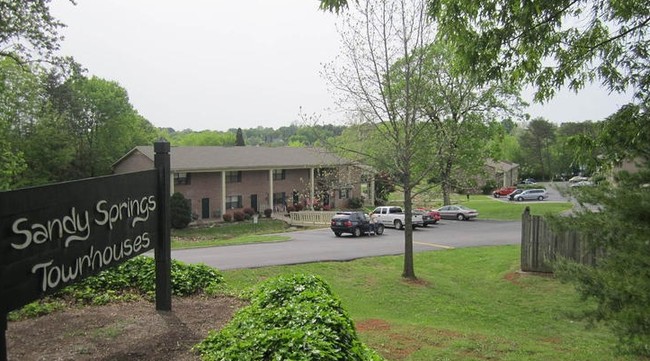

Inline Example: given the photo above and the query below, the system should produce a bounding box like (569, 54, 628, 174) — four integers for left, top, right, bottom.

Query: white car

(568, 176, 589, 183)
(570, 180, 594, 187)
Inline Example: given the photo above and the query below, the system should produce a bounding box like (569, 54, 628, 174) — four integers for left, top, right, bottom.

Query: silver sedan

(437, 205, 479, 221)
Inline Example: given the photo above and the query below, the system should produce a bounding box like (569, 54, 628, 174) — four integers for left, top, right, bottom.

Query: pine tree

(235, 128, 245, 146)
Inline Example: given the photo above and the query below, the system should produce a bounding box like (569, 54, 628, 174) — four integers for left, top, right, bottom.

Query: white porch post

(310, 167, 315, 210)
(221, 171, 226, 215)
(269, 169, 274, 212)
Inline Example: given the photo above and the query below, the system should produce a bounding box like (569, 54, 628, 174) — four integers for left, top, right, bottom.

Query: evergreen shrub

(195, 274, 384, 361)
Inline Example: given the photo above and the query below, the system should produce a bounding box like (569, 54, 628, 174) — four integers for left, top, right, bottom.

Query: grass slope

(463, 196, 573, 220)
(222, 246, 634, 361)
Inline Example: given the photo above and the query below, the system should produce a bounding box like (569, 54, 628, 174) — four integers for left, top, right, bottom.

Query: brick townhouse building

(113, 146, 373, 220)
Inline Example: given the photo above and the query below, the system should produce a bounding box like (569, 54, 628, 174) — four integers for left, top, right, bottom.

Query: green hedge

(60, 256, 224, 303)
(10, 256, 224, 320)
(195, 274, 384, 361)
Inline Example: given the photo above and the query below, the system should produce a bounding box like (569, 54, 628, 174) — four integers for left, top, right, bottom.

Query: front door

(250, 194, 258, 212)
(201, 198, 210, 219)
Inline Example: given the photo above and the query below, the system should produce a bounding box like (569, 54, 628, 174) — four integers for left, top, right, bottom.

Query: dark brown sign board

(0, 140, 171, 361)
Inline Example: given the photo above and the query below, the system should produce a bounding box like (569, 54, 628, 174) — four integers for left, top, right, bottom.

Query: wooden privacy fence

(289, 211, 338, 226)
(521, 207, 598, 273)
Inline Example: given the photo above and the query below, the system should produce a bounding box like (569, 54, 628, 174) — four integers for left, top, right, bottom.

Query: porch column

(310, 168, 315, 210)
(221, 171, 226, 215)
(269, 169, 274, 212)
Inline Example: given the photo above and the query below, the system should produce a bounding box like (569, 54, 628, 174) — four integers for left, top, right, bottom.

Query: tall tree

(0, 58, 41, 188)
(416, 42, 523, 203)
(518, 118, 556, 180)
(324, 0, 436, 279)
(235, 128, 245, 146)
(45, 71, 157, 179)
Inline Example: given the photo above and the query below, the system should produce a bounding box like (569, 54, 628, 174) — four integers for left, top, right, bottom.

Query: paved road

(171, 219, 521, 270)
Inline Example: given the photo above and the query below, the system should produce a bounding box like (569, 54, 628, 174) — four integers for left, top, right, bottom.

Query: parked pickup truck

(371, 206, 424, 230)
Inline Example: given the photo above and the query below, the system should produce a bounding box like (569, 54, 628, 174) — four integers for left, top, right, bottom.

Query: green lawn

(388, 190, 573, 221)
(221, 246, 632, 361)
(171, 219, 291, 249)
(462, 196, 573, 220)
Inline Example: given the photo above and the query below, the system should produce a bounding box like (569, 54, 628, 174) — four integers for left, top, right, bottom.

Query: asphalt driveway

(171, 219, 521, 270)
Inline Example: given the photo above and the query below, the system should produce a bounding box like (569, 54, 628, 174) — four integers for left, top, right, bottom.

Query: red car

(492, 186, 517, 198)
(415, 208, 441, 226)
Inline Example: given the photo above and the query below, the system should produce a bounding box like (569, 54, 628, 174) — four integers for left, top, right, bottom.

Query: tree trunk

(441, 157, 454, 205)
(402, 174, 416, 280)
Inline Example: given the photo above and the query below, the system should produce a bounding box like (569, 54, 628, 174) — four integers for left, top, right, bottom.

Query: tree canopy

(321, 0, 649, 102)
(428, 0, 650, 102)
(0, 0, 72, 63)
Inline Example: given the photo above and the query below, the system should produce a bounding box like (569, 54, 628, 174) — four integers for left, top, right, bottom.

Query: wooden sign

(0, 170, 159, 313)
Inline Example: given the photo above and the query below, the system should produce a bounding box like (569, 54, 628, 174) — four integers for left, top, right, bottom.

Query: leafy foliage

(10, 256, 224, 320)
(232, 210, 245, 222)
(0, 0, 69, 62)
(0, 59, 159, 188)
(552, 103, 650, 356)
(60, 256, 224, 302)
(553, 169, 650, 356)
(518, 118, 556, 180)
(347, 196, 364, 209)
(194, 274, 383, 361)
(428, 0, 650, 102)
(171, 192, 192, 229)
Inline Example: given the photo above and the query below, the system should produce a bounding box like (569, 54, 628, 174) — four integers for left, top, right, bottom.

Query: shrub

(242, 207, 255, 217)
(294, 203, 304, 211)
(286, 205, 295, 213)
(49, 256, 224, 306)
(222, 213, 233, 222)
(348, 196, 364, 209)
(481, 180, 497, 195)
(195, 274, 383, 361)
(263, 208, 272, 218)
(233, 210, 246, 222)
(170, 192, 192, 229)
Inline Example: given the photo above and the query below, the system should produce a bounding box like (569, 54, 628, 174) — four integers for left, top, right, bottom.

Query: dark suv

(330, 211, 384, 237)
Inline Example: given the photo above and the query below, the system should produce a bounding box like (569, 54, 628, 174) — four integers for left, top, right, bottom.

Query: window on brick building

(272, 169, 286, 181)
(225, 171, 241, 183)
(174, 172, 190, 185)
(339, 188, 350, 199)
(226, 195, 242, 209)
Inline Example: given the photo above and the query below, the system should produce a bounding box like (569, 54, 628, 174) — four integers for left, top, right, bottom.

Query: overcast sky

(50, 1, 634, 132)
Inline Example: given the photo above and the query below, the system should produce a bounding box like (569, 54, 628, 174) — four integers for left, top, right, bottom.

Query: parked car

(570, 180, 594, 187)
(568, 175, 589, 183)
(372, 206, 424, 229)
(492, 186, 517, 198)
(520, 178, 537, 184)
(415, 208, 441, 226)
(330, 211, 384, 237)
(436, 205, 479, 221)
(507, 189, 523, 201)
(513, 189, 548, 201)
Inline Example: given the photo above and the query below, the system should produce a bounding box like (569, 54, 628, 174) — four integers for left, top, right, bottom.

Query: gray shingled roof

(126, 146, 353, 171)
